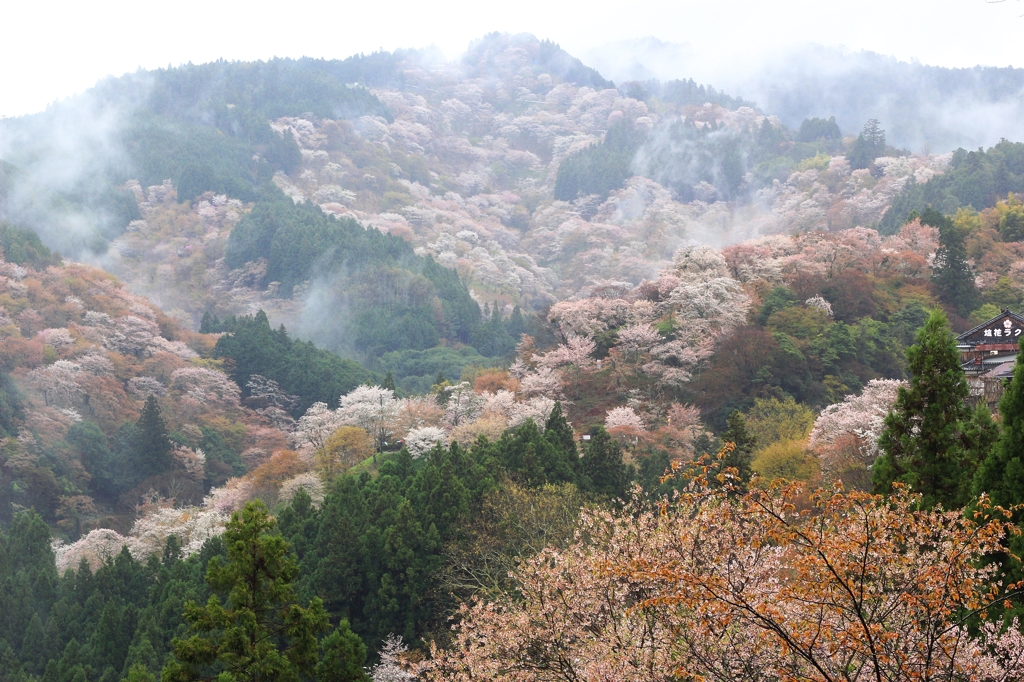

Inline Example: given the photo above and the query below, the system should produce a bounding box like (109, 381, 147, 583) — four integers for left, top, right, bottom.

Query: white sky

(1, 0, 1022, 117)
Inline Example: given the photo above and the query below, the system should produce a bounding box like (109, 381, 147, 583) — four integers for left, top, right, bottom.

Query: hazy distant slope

(584, 39, 1024, 152)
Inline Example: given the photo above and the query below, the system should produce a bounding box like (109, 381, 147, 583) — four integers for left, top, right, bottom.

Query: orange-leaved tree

(427, 460, 1024, 681)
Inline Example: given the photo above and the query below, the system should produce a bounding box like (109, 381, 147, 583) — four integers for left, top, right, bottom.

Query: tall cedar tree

(162, 500, 328, 682)
(927, 208, 980, 316)
(873, 309, 992, 508)
(582, 427, 631, 498)
(136, 396, 172, 478)
(846, 118, 886, 170)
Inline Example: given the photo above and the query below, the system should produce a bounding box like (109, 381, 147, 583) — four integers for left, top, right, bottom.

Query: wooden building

(957, 309, 1024, 409)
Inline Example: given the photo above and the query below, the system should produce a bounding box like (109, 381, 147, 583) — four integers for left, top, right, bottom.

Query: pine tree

(162, 500, 329, 682)
(315, 620, 370, 682)
(135, 396, 172, 478)
(927, 208, 979, 316)
(873, 309, 988, 508)
(382, 370, 397, 393)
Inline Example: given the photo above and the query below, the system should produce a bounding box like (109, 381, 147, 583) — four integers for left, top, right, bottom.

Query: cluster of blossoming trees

(425, 478, 1024, 681)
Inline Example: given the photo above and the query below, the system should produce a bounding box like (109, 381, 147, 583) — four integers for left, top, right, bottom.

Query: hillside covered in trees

(6, 31, 1024, 682)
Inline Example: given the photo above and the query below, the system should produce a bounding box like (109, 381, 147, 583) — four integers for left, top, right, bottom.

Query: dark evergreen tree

(315, 620, 369, 682)
(717, 411, 757, 486)
(162, 501, 328, 681)
(135, 396, 172, 479)
(972, 337, 1024, 619)
(543, 402, 578, 461)
(927, 208, 980, 316)
(582, 427, 631, 498)
(68, 420, 122, 499)
(20, 613, 45, 674)
(873, 309, 990, 508)
(847, 118, 887, 170)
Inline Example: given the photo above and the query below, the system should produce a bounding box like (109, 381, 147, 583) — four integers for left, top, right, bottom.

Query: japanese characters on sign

(983, 318, 1022, 338)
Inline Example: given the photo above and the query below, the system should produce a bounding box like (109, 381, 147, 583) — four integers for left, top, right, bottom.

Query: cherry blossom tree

(278, 473, 325, 507)
(604, 406, 644, 433)
(443, 381, 485, 428)
(613, 323, 661, 366)
(337, 385, 399, 452)
(294, 402, 345, 453)
(810, 378, 906, 485)
(538, 334, 596, 395)
(394, 396, 445, 438)
(508, 396, 556, 429)
(28, 359, 82, 407)
(405, 426, 447, 458)
(427, 478, 1024, 682)
(372, 634, 414, 682)
(804, 294, 834, 317)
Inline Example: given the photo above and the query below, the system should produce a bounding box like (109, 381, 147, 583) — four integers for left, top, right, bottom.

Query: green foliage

(751, 439, 817, 482)
(846, 119, 887, 170)
(135, 397, 172, 480)
(650, 78, 754, 110)
(554, 121, 647, 201)
(972, 338, 1024, 619)
(163, 501, 329, 681)
(581, 427, 631, 498)
(927, 208, 980, 316)
(315, 620, 369, 682)
(873, 309, 993, 509)
(744, 396, 815, 447)
(377, 346, 492, 396)
(637, 117, 790, 202)
(68, 420, 122, 499)
(975, 341, 1024, 509)
(0, 416, 621, 673)
(797, 116, 843, 145)
(0, 371, 23, 438)
(881, 140, 1024, 232)
(213, 310, 371, 415)
(0, 221, 60, 268)
(717, 411, 757, 487)
(222, 195, 500, 362)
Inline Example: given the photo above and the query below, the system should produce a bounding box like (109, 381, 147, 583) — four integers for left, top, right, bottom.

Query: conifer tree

(20, 613, 44, 675)
(162, 500, 328, 682)
(974, 345, 1024, 508)
(543, 402, 578, 460)
(717, 411, 757, 486)
(972, 337, 1024, 614)
(315, 620, 370, 682)
(135, 396, 172, 478)
(927, 208, 979, 316)
(873, 309, 989, 508)
(582, 427, 631, 498)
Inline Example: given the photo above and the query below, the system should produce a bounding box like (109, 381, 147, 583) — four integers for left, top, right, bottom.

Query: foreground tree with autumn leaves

(425, 468, 1024, 681)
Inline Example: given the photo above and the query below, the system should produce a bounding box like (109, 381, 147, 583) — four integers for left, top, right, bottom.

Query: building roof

(982, 360, 1017, 380)
(957, 309, 1024, 346)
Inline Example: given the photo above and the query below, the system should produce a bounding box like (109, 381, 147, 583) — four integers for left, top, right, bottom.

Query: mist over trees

(4, 30, 1024, 682)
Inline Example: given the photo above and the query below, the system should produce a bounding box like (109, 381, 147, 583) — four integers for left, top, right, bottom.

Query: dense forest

(5, 31, 1024, 681)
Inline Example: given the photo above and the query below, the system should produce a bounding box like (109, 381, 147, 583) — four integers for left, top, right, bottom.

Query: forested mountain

(585, 38, 1024, 151)
(6, 31, 1024, 682)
